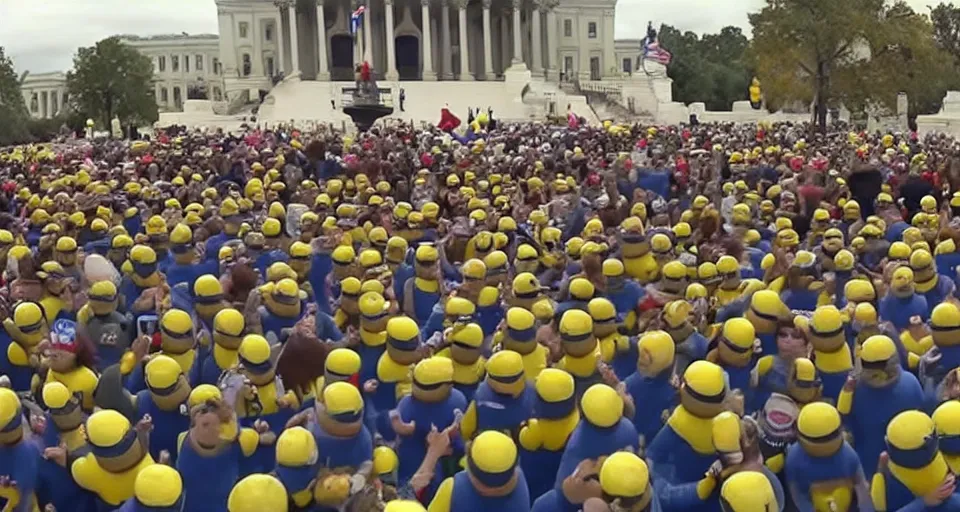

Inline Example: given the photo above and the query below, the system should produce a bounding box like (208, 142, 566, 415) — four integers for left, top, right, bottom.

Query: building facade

(118, 34, 225, 112)
(216, 0, 622, 98)
(20, 72, 68, 119)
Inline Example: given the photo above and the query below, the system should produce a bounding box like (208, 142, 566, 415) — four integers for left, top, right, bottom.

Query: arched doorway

(396, 35, 419, 80)
(330, 35, 354, 81)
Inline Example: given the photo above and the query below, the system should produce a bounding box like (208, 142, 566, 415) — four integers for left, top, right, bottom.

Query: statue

(342, 60, 393, 132)
(637, 22, 672, 74)
(749, 77, 762, 110)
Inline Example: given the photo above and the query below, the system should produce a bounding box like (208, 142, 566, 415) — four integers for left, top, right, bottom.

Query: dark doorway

(396, 35, 420, 80)
(330, 35, 354, 81)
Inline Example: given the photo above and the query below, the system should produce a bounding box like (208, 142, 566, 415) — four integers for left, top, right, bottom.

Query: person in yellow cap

(533, 383, 638, 510)
(783, 401, 868, 511)
(180, 386, 278, 508)
(0, 388, 42, 512)
(119, 245, 166, 314)
(50, 409, 156, 508)
(428, 431, 529, 511)
(204, 198, 242, 263)
(226, 474, 288, 512)
(516, 368, 579, 499)
(290, 382, 374, 508)
(646, 361, 727, 511)
(392, 357, 467, 488)
(272, 426, 320, 509)
(623, 330, 677, 446)
(368, 315, 423, 438)
(37, 382, 97, 510)
(165, 223, 218, 293)
(256, 278, 307, 345)
(118, 463, 185, 511)
(870, 410, 959, 511)
(458, 350, 535, 444)
(838, 335, 924, 478)
(878, 266, 930, 333)
(402, 244, 443, 323)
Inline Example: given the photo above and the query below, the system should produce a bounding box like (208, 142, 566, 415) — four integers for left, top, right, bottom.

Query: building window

(173, 87, 182, 108)
(62, 93, 69, 106)
(160, 88, 168, 104)
(158, 56, 166, 72)
(588, 22, 597, 38)
(622, 58, 632, 73)
(30, 94, 38, 113)
(267, 57, 275, 76)
(184, 55, 190, 72)
(239, 22, 249, 38)
(564, 56, 573, 72)
(563, 19, 572, 37)
(242, 54, 252, 76)
(265, 25, 273, 41)
(172, 55, 179, 72)
(196, 55, 203, 71)
(213, 58, 220, 74)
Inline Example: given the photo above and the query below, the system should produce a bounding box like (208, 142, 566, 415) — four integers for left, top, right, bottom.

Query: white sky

(0, 0, 945, 74)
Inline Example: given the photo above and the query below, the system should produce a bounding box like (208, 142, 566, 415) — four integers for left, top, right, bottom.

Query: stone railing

(577, 80, 623, 95)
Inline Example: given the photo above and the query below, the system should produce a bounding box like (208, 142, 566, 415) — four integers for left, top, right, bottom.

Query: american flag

(644, 42, 672, 65)
(351, 6, 365, 34)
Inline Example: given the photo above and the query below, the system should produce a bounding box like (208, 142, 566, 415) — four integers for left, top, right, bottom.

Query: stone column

(440, 0, 452, 79)
(363, 0, 373, 63)
(578, 16, 588, 80)
(529, 3, 542, 76)
(457, 0, 472, 80)
(510, 0, 524, 66)
(288, 3, 301, 74)
(544, 5, 556, 80)
(481, 0, 493, 80)
(385, 0, 398, 80)
(500, 12, 510, 73)
(273, 7, 285, 73)
(316, 0, 330, 79)
(421, 0, 436, 80)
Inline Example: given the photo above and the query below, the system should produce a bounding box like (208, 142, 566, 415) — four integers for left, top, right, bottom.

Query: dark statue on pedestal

(342, 61, 393, 132)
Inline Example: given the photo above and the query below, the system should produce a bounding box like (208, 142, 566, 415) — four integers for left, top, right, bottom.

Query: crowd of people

(1, 114, 960, 512)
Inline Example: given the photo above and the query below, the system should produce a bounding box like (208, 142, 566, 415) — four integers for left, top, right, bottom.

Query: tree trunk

(816, 60, 829, 134)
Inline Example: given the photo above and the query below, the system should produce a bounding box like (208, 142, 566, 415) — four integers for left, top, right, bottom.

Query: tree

(932, 3, 960, 63)
(749, 0, 956, 132)
(66, 37, 158, 131)
(0, 47, 31, 145)
(659, 25, 754, 112)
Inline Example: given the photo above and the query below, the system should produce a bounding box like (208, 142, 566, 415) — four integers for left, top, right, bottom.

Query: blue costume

(135, 391, 190, 465)
(624, 370, 675, 443)
(842, 372, 924, 477)
(395, 389, 467, 485)
(468, 381, 536, 440)
(553, 416, 639, 489)
(646, 407, 718, 512)
(310, 421, 374, 470)
(878, 293, 929, 331)
(447, 469, 530, 512)
(784, 441, 865, 511)
(176, 433, 246, 512)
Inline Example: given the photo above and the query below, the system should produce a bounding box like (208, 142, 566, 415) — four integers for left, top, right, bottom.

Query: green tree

(659, 25, 753, 112)
(0, 47, 31, 145)
(66, 37, 157, 131)
(749, 0, 955, 132)
(932, 3, 960, 62)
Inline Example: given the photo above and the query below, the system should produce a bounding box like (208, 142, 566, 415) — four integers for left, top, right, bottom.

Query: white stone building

(20, 72, 68, 119)
(215, 0, 620, 97)
(118, 34, 225, 112)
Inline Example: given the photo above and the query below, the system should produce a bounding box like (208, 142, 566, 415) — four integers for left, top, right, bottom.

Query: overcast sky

(0, 0, 943, 74)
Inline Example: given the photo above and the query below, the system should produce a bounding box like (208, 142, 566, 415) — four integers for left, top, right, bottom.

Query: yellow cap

(580, 384, 623, 428)
(227, 474, 288, 512)
(135, 464, 183, 507)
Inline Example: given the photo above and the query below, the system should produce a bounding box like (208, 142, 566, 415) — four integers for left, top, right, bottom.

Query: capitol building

(24, 0, 803, 126)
